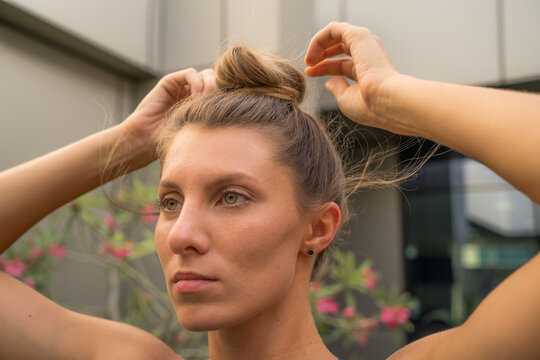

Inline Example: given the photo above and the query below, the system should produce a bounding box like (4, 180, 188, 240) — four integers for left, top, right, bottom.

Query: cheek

(219, 209, 304, 288)
(154, 217, 171, 266)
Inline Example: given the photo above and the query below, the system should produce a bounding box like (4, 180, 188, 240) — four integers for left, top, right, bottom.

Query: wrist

(103, 123, 156, 178)
(372, 74, 426, 137)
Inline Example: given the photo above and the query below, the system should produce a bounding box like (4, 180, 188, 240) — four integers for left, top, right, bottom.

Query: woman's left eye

(221, 191, 248, 206)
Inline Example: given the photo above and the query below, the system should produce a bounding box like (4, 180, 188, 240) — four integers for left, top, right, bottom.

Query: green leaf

(115, 211, 135, 224)
(108, 231, 126, 246)
(130, 239, 156, 259)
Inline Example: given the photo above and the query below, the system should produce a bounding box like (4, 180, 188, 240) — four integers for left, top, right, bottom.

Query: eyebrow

(159, 172, 260, 192)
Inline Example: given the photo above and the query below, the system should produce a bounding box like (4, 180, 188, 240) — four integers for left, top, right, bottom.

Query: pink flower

(102, 212, 116, 231)
(24, 276, 36, 288)
(355, 331, 370, 347)
(141, 291, 152, 302)
(142, 204, 157, 224)
(359, 317, 379, 331)
(29, 247, 44, 258)
(362, 267, 377, 291)
(176, 333, 188, 344)
(49, 244, 67, 259)
(380, 306, 411, 330)
(100, 243, 133, 260)
(396, 306, 412, 323)
(4, 258, 27, 278)
(111, 247, 131, 259)
(343, 306, 356, 319)
(316, 297, 339, 315)
(310, 281, 320, 291)
(381, 307, 398, 329)
(354, 317, 379, 347)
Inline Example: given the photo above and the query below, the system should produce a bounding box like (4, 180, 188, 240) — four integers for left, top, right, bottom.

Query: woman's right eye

(161, 198, 180, 212)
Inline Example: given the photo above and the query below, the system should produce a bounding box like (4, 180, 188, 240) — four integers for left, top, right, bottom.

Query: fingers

(305, 22, 352, 66)
(198, 69, 217, 96)
(305, 57, 355, 79)
(159, 68, 217, 101)
(182, 68, 204, 97)
(158, 68, 202, 101)
(325, 77, 350, 100)
(320, 43, 350, 60)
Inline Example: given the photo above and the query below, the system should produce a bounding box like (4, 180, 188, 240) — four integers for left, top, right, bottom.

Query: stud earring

(307, 248, 314, 256)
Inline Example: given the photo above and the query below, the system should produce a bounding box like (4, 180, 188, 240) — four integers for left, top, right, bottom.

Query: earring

(307, 248, 314, 256)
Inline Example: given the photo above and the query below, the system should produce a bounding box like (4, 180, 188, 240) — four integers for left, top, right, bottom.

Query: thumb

(325, 77, 349, 101)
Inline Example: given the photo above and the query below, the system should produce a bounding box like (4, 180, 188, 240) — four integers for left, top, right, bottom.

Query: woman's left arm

(388, 252, 540, 360)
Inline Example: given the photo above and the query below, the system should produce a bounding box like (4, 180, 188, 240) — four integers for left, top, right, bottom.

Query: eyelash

(157, 188, 250, 213)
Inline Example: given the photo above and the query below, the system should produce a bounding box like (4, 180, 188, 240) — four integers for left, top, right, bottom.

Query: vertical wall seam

(146, 0, 166, 74)
(157, 0, 167, 73)
(145, 0, 155, 71)
(338, 0, 347, 22)
(496, 0, 506, 84)
(219, 0, 228, 48)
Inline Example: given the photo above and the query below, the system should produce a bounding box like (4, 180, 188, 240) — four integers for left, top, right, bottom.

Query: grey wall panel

(0, 23, 126, 169)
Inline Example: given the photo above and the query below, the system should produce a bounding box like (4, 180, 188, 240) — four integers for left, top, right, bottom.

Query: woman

(1, 23, 539, 360)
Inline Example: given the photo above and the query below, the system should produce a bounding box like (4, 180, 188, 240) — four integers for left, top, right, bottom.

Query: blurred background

(1, 0, 539, 359)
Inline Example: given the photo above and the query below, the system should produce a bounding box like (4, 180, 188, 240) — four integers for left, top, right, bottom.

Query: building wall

(0, 22, 134, 168)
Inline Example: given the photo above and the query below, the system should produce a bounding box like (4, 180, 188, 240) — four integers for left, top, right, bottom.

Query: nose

(166, 200, 210, 255)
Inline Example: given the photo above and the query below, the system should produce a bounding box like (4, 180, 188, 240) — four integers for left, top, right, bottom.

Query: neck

(207, 278, 337, 360)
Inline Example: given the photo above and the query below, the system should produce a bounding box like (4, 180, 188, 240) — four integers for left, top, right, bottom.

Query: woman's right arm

(0, 123, 147, 253)
(0, 271, 181, 360)
(0, 68, 216, 358)
(305, 22, 540, 204)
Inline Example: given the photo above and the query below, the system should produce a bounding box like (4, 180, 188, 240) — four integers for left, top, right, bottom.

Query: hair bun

(215, 46, 305, 103)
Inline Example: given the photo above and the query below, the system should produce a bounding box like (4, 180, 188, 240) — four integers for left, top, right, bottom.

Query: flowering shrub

(0, 227, 69, 291)
(310, 250, 416, 356)
(1, 173, 415, 359)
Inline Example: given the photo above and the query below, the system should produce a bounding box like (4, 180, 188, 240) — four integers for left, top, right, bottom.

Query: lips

(173, 271, 217, 293)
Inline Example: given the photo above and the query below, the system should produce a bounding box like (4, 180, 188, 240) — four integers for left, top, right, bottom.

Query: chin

(174, 302, 262, 332)
(174, 304, 235, 332)
(178, 318, 218, 332)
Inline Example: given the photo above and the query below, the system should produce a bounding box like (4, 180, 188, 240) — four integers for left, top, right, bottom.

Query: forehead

(160, 125, 291, 189)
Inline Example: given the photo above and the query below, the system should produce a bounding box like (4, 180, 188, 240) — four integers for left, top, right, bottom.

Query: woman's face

(155, 124, 311, 331)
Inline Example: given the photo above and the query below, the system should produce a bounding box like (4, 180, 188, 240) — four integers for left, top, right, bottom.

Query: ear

(303, 202, 341, 255)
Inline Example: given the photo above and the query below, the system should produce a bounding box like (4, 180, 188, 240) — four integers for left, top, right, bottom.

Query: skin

(305, 21, 540, 360)
(156, 125, 341, 359)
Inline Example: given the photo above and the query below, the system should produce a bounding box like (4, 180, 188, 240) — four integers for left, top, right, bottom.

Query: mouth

(172, 271, 217, 293)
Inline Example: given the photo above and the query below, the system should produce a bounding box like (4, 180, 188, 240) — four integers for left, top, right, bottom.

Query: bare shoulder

(0, 271, 182, 360)
(84, 314, 183, 360)
(386, 328, 457, 360)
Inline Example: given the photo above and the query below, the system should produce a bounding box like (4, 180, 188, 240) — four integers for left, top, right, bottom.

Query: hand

(305, 22, 404, 133)
(122, 68, 217, 149)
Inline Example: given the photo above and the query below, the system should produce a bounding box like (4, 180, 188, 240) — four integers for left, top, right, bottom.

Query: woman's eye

(224, 192, 239, 205)
(222, 191, 248, 206)
(162, 198, 179, 211)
